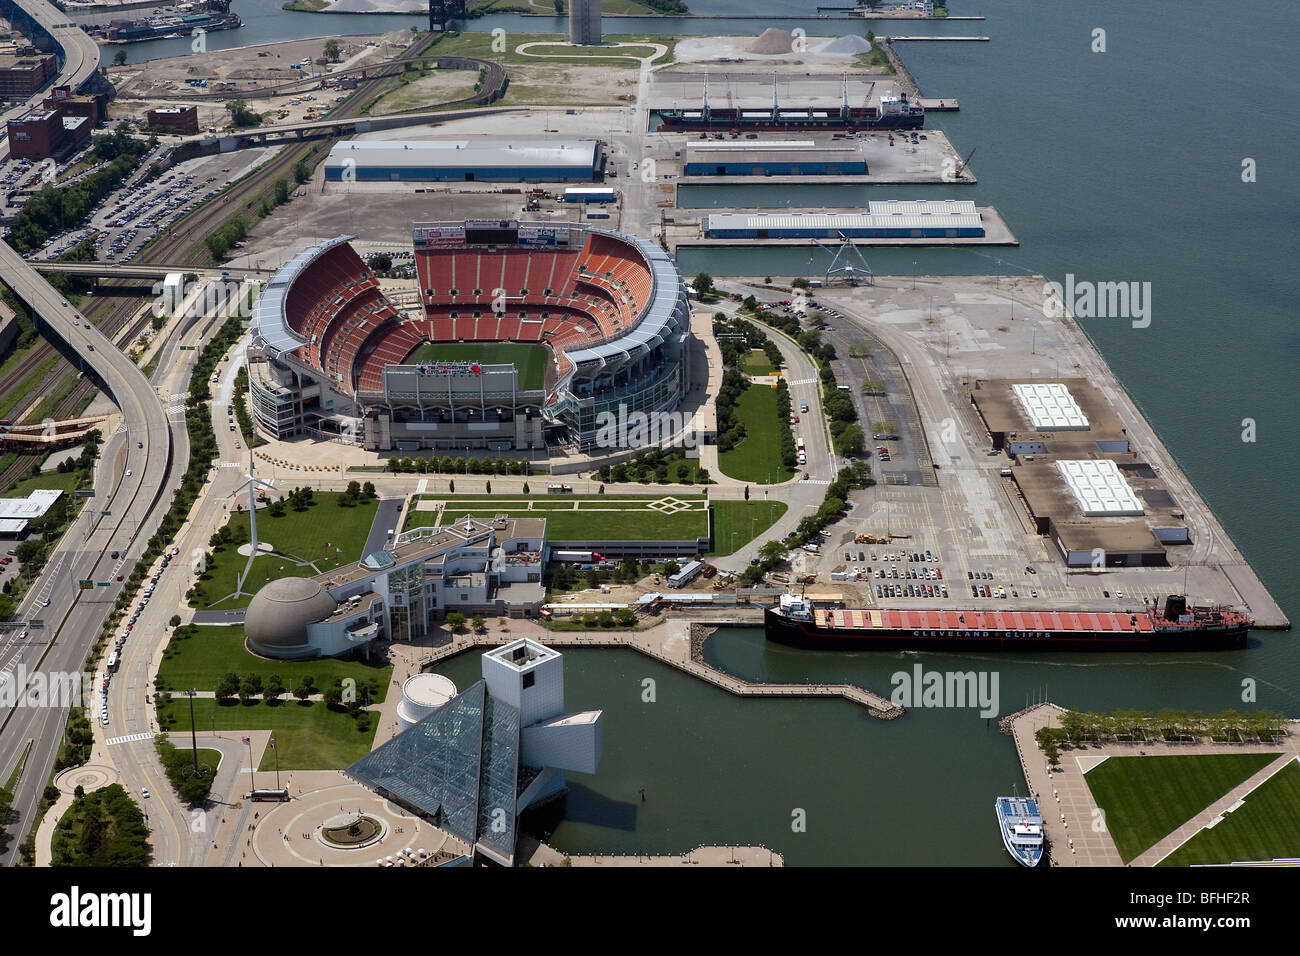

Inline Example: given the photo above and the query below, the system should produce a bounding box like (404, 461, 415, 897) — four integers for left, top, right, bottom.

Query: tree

(238, 674, 262, 703)
(369, 253, 392, 272)
(293, 160, 311, 184)
(113, 49, 128, 67)
(446, 612, 467, 633)
(323, 681, 344, 709)
(323, 39, 341, 62)
(691, 272, 714, 297)
(471, 615, 486, 633)
(758, 540, 789, 566)
(362, 481, 377, 499)
(521, 482, 528, 494)
(215, 672, 240, 704)
(345, 480, 361, 501)
(225, 100, 262, 129)
(273, 178, 290, 205)
(293, 677, 315, 702)
(169, 615, 182, 629)
(264, 674, 285, 703)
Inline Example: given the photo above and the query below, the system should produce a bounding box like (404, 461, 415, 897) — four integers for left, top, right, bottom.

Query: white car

(125, 469, 132, 477)
(1115, 590, 1124, 599)
(141, 787, 150, 799)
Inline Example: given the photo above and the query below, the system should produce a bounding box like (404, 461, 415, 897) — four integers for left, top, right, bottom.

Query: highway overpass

(0, 237, 174, 866)
(33, 261, 272, 280)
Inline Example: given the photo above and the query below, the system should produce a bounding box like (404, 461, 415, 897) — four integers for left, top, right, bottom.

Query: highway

(34, 262, 272, 280)
(0, 0, 101, 135)
(0, 237, 173, 866)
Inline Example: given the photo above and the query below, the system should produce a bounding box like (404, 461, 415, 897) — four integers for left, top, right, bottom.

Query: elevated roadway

(0, 237, 174, 866)
(34, 261, 272, 280)
(0, 0, 102, 133)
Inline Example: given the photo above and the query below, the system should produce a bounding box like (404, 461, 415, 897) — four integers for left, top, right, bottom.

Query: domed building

(245, 576, 379, 660)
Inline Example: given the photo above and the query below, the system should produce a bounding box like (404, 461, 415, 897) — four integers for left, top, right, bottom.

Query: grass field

(157, 625, 391, 701)
(3, 468, 87, 499)
(740, 350, 776, 376)
(411, 493, 709, 541)
(1084, 753, 1279, 862)
(708, 500, 788, 556)
(408, 342, 549, 392)
(191, 494, 379, 610)
(719, 386, 797, 484)
(1160, 758, 1300, 866)
(157, 696, 378, 771)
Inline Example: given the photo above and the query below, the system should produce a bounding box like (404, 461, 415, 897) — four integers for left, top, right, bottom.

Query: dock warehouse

(684, 140, 868, 176)
(323, 139, 604, 183)
(701, 200, 982, 239)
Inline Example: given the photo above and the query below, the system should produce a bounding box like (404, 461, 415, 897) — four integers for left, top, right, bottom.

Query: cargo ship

(99, 9, 242, 43)
(656, 75, 924, 132)
(995, 796, 1044, 867)
(764, 593, 1251, 652)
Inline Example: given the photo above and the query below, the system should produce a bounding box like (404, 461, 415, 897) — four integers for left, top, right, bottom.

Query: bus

(106, 651, 119, 672)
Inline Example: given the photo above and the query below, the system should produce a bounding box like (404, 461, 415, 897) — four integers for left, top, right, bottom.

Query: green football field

(408, 343, 548, 391)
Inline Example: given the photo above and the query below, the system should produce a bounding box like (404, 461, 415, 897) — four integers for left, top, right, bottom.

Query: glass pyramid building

(346, 679, 520, 865)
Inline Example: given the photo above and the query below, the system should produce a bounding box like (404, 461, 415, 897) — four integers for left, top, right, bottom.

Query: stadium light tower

(227, 453, 275, 592)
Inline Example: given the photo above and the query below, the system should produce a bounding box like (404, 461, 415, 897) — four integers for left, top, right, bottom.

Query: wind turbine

(228, 452, 275, 593)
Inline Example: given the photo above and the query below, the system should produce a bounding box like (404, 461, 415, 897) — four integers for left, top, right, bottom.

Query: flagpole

(245, 736, 255, 792)
(272, 736, 280, 791)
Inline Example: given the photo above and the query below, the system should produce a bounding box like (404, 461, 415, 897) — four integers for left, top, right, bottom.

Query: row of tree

(386, 455, 534, 475)
(1035, 707, 1289, 763)
(50, 783, 151, 867)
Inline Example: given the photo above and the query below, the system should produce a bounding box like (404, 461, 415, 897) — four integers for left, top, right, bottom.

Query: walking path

(398, 617, 901, 719)
(1007, 704, 1300, 866)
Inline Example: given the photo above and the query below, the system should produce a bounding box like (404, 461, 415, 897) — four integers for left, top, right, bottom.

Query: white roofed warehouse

(323, 139, 605, 183)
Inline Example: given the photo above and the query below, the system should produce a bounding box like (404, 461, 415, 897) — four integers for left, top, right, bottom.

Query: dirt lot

(107, 33, 410, 129)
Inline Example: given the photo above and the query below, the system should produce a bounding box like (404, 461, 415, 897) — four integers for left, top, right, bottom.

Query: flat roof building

(145, 105, 199, 135)
(685, 139, 868, 177)
(0, 52, 56, 99)
(702, 200, 982, 239)
(0, 488, 63, 536)
(971, 378, 1129, 454)
(323, 139, 604, 183)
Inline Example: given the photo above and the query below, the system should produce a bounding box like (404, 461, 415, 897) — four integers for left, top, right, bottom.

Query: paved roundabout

(251, 784, 453, 867)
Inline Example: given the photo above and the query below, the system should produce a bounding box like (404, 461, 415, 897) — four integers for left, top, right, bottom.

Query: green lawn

(190, 494, 379, 610)
(1160, 758, 1300, 866)
(408, 343, 548, 391)
(740, 350, 776, 376)
(410, 493, 708, 541)
(157, 625, 391, 701)
(1084, 753, 1279, 863)
(156, 696, 378, 771)
(719, 386, 797, 484)
(708, 500, 788, 556)
(3, 468, 87, 498)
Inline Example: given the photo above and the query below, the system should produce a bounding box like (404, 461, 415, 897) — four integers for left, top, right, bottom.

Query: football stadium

(248, 219, 692, 453)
